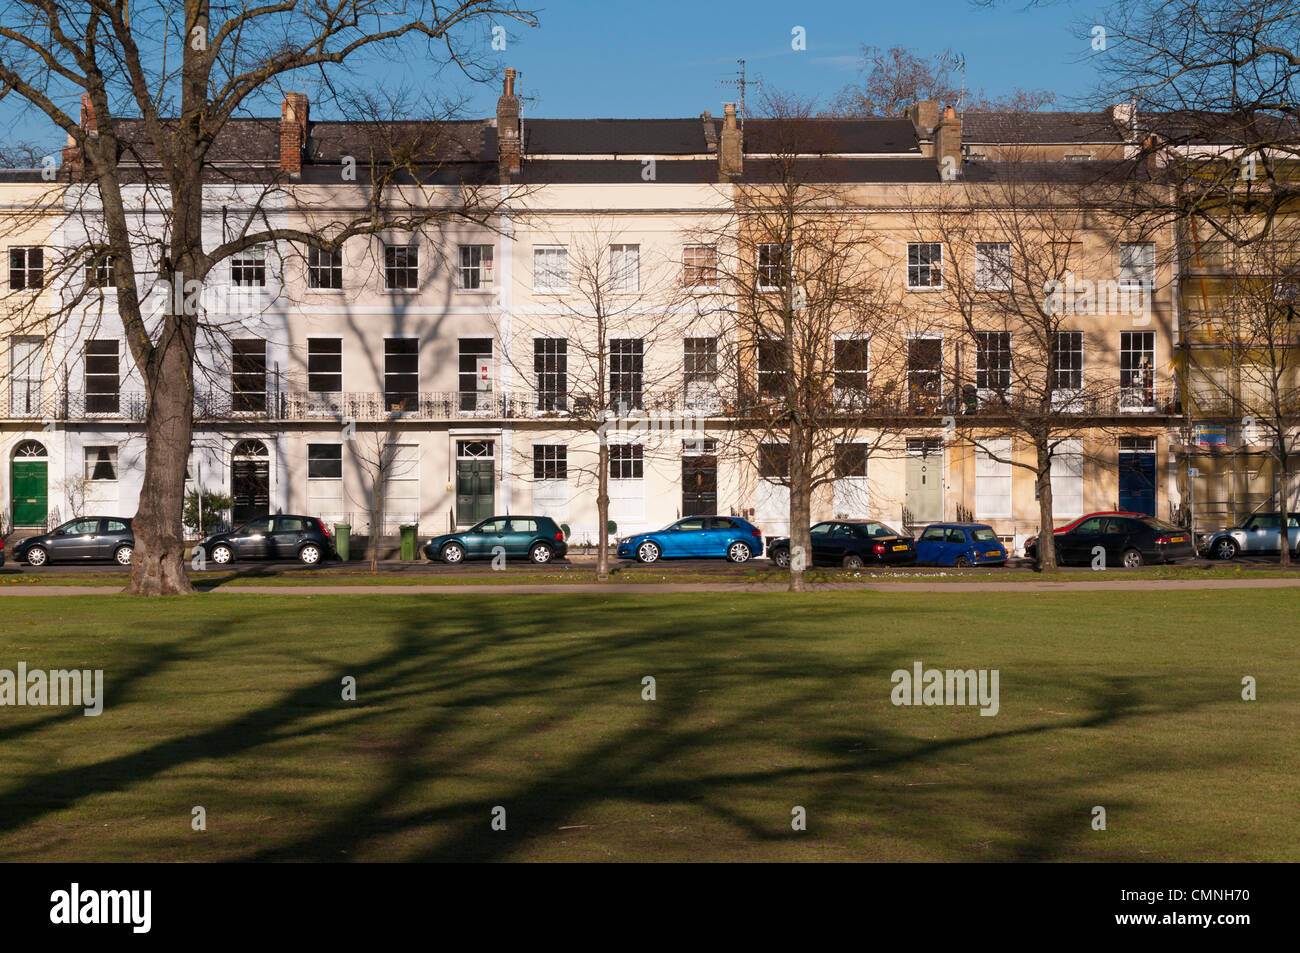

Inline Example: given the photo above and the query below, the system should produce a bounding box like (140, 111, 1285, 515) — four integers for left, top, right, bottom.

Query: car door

(50, 519, 100, 560)
(808, 522, 835, 565)
(916, 525, 948, 564)
(947, 527, 971, 562)
(1287, 516, 1300, 555)
(1058, 516, 1103, 564)
(663, 518, 706, 557)
(467, 518, 509, 558)
(234, 517, 273, 558)
(270, 516, 309, 560)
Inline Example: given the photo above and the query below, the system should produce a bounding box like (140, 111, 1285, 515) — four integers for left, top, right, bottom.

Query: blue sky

(464, 0, 1106, 118)
(3, 0, 1108, 148)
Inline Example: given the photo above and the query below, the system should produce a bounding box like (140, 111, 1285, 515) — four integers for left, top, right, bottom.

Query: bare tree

(698, 92, 921, 592)
(830, 45, 1054, 117)
(908, 164, 1135, 571)
(1184, 223, 1300, 564)
(500, 220, 696, 580)
(347, 426, 412, 572)
(0, 0, 537, 595)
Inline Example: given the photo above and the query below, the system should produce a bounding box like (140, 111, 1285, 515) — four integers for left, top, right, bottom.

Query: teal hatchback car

(424, 515, 568, 564)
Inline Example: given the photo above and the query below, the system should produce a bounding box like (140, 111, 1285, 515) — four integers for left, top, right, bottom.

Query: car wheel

(842, 553, 864, 569)
(211, 544, 233, 565)
(441, 542, 466, 564)
(298, 543, 322, 566)
(1213, 538, 1239, 560)
(1122, 548, 1144, 569)
(636, 541, 661, 563)
(954, 556, 971, 568)
(114, 545, 133, 566)
(529, 542, 553, 564)
(25, 546, 47, 567)
(772, 548, 790, 568)
(727, 542, 752, 563)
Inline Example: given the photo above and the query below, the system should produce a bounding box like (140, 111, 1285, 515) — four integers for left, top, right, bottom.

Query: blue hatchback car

(617, 515, 764, 563)
(915, 523, 1008, 567)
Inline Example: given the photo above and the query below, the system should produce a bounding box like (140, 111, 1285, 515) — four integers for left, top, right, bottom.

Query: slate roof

(522, 119, 711, 155)
(741, 118, 920, 154)
(961, 111, 1123, 144)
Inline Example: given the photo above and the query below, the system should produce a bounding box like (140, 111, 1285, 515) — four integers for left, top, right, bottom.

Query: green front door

(456, 459, 494, 526)
(12, 460, 48, 527)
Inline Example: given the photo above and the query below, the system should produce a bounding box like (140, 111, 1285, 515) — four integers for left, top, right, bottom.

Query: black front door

(682, 454, 717, 516)
(232, 458, 270, 525)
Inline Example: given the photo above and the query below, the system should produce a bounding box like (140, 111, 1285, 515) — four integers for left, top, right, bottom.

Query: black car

(768, 520, 917, 569)
(197, 515, 334, 566)
(13, 517, 135, 566)
(1025, 514, 1194, 567)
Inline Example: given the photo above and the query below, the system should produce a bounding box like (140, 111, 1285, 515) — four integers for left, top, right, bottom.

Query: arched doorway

(231, 439, 270, 526)
(11, 440, 48, 528)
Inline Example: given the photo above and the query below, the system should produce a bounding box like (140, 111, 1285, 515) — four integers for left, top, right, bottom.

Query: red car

(1024, 511, 1146, 555)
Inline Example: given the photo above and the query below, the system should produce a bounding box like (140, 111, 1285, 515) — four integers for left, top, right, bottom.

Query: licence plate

(892, 545, 908, 551)
(984, 550, 1001, 557)
(1169, 537, 1186, 543)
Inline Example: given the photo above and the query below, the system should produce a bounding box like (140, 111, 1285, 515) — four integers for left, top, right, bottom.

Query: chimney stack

(908, 100, 939, 139)
(497, 67, 521, 179)
(280, 91, 309, 175)
(62, 92, 98, 176)
(936, 105, 962, 180)
(718, 103, 742, 181)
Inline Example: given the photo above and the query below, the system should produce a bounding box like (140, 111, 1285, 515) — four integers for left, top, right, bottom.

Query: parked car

(13, 517, 134, 566)
(1203, 513, 1300, 560)
(1025, 514, 1194, 567)
(915, 523, 1008, 567)
(768, 520, 916, 569)
(424, 515, 567, 564)
(197, 515, 333, 566)
(0, 537, 5, 567)
(1022, 510, 1146, 557)
(616, 516, 763, 563)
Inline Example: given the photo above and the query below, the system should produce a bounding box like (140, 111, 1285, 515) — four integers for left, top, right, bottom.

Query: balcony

(1182, 240, 1299, 276)
(1181, 310, 1300, 347)
(0, 385, 1183, 425)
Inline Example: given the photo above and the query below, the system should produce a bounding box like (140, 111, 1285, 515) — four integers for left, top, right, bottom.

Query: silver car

(1204, 513, 1300, 560)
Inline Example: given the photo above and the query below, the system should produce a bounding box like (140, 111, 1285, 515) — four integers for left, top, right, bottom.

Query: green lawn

(0, 591, 1295, 861)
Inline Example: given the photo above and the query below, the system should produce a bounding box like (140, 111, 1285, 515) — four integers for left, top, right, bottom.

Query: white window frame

(533, 245, 569, 292)
(609, 244, 640, 293)
(975, 439, 1013, 520)
(458, 244, 495, 291)
(85, 445, 119, 482)
(683, 244, 718, 289)
(907, 242, 943, 290)
(974, 242, 1012, 291)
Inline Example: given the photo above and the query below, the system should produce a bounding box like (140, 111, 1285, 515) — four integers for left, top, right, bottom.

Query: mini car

(13, 517, 134, 566)
(1203, 513, 1300, 560)
(915, 523, 1008, 567)
(768, 520, 916, 569)
(424, 515, 568, 564)
(616, 516, 763, 563)
(197, 515, 334, 566)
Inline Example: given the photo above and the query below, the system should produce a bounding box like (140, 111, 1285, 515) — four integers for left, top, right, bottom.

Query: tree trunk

(1278, 441, 1292, 569)
(788, 430, 811, 593)
(1034, 441, 1058, 572)
(125, 330, 196, 595)
(596, 442, 610, 581)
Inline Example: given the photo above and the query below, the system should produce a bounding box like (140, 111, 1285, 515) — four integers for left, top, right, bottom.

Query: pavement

(3, 576, 1300, 596)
